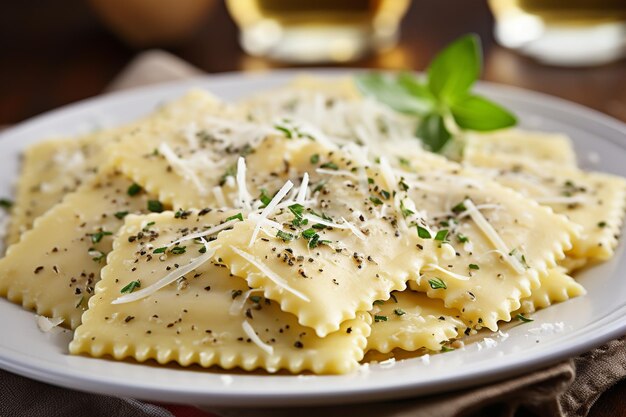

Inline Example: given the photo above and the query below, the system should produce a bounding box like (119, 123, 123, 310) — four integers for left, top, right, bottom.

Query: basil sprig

(356, 34, 517, 152)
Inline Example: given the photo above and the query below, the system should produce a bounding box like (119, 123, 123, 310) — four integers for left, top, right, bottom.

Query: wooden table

(0, 1, 625, 416)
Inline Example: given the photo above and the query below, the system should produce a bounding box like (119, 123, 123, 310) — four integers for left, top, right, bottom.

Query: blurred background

(0, 0, 625, 126)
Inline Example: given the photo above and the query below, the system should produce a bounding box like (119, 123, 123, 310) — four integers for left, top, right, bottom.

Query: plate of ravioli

(0, 63, 625, 406)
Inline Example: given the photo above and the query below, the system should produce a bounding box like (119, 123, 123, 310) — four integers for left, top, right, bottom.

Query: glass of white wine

(488, 0, 626, 66)
(226, 0, 410, 63)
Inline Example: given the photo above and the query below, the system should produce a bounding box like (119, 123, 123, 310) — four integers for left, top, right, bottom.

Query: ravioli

(464, 152, 626, 261)
(464, 130, 578, 166)
(517, 267, 586, 314)
(0, 166, 154, 328)
(6, 90, 229, 246)
(366, 290, 466, 354)
(70, 211, 370, 374)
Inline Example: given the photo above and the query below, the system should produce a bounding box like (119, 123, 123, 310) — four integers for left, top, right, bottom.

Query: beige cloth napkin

(108, 51, 625, 417)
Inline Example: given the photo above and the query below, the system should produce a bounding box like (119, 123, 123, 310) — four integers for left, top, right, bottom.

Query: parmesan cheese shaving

(112, 239, 216, 304)
(242, 320, 274, 355)
(229, 288, 263, 316)
(302, 214, 366, 240)
(248, 180, 294, 247)
(422, 264, 470, 281)
(378, 157, 397, 192)
(315, 168, 359, 180)
(36, 315, 64, 332)
(158, 143, 207, 196)
(534, 196, 587, 205)
(296, 173, 309, 204)
(212, 186, 227, 207)
(462, 199, 526, 274)
(230, 246, 310, 302)
(169, 219, 238, 247)
(236, 157, 252, 210)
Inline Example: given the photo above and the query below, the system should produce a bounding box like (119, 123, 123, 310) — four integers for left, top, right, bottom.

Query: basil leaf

(427, 34, 481, 103)
(355, 73, 431, 115)
(450, 94, 517, 131)
(397, 72, 435, 109)
(416, 113, 451, 152)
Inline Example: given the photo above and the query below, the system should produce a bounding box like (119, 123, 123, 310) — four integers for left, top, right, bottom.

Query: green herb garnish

(310, 154, 320, 164)
(515, 313, 534, 323)
(417, 226, 432, 239)
(374, 315, 388, 322)
(170, 246, 186, 255)
(370, 196, 383, 206)
(434, 229, 449, 242)
(147, 200, 164, 213)
(469, 263, 480, 270)
(356, 34, 516, 152)
(89, 231, 112, 244)
(428, 278, 447, 290)
(127, 183, 142, 196)
(226, 213, 244, 222)
(319, 162, 339, 170)
(259, 188, 272, 207)
(276, 230, 295, 242)
(153, 247, 167, 254)
(394, 308, 406, 316)
(121, 280, 141, 294)
(0, 198, 13, 209)
(114, 211, 129, 219)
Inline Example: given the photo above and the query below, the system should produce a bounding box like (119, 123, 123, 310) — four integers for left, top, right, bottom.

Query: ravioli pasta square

(70, 211, 370, 374)
(464, 130, 577, 167)
(367, 290, 466, 354)
(464, 152, 626, 261)
(6, 90, 229, 247)
(517, 267, 586, 314)
(0, 166, 154, 328)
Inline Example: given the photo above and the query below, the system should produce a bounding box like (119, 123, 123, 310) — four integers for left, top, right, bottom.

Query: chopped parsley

(451, 201, 466, 214)
(225, 213, 244, 222)
(597, 221, 607, 228)
(147, 200, 164, 213)
(259, 188, 272, 207)
(250, 295, 262, 303)
(310, 154, 320, 164)
(370, 196, 383, 206)
(394, 308, 406, 316)
(89, 231, 112, 244)
(0, 198, 13, 209)
(380, 190, 391, 200)
(428, 278, 447, 290)
(170, 246, 186, 255)
(469, 263, 480, 270)
(440, 346, 455, 353)
(398, 157, 410, 167)
(457, 233, 470, 243)
(417, 226, 432, 239)
(400, 200, 414, 218)
(374, 315, 388, 322)
(114, 211, 129, 219)
(319, 162, 339, 170)
(301, 228, 317, 239)
(399, 179, 410, 192)
(515, 313, 534, 323)
(274, 124, 293, 138)
(121, 280, 141, 294)
(153, 247, 167, 254)
(434, 229, 449, 242)
(276, 230, 295, 242)
(127, 183, 142, 196)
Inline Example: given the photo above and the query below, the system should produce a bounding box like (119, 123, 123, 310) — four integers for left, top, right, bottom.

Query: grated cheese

(422, 264, 470, 281)
(158, 143, 207, 196)
(296, 173, 309, 204)
(462, 199, 526, 274)
(229, 288, 263, 316)
(230, 246, 310, 302)
(302, 214, 366, 240)
(112, 239, 216, 304)
(242, 320, 274, 355)
(236, 157, 252, 210)
(378, 157, 397, 192)
(36, 315, 64, 332)
(534, 196, 587, 205)
(212, 186, 227, 207)
(248, 180, 294, 247)
(169, 219, 238, 248)
(315, 168, 359, 180)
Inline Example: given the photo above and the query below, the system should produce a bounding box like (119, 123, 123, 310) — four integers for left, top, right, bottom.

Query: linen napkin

(1, 50, 624, 417)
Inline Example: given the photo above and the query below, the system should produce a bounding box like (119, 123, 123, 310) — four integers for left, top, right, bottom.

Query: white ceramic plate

(1, 70, 625, 407)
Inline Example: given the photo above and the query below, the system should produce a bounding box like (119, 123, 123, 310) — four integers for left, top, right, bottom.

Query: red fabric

(160, 404, 218, 417)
